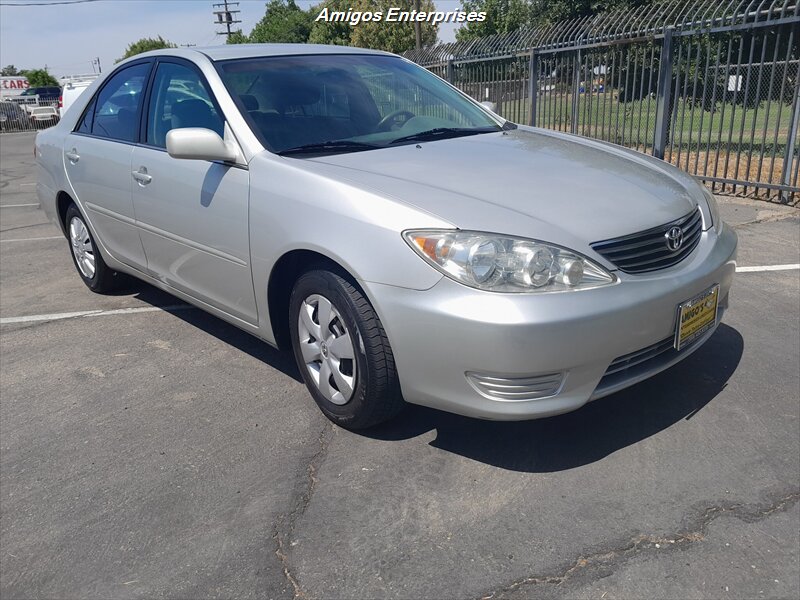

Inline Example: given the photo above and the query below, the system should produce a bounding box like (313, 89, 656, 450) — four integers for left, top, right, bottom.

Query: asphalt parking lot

(1, 130, 798, 600)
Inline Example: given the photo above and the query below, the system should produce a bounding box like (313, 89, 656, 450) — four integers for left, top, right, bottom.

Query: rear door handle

(65, 148, 80, 163)
(132, 167, 152, 186)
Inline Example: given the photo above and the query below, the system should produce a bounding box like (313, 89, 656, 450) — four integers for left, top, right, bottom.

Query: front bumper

(363, 226, 737, 420)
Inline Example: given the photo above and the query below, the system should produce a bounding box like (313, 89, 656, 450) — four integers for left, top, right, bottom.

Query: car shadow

(362, 323, 744, 473)
(124, 279, 742, 473)
(124, 281, 302, 383)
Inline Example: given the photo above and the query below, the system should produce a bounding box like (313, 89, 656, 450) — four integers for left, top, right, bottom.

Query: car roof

(136, 44, 394, 63)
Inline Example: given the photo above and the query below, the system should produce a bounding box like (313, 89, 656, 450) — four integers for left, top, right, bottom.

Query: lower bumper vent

(466, 371, 564, 401)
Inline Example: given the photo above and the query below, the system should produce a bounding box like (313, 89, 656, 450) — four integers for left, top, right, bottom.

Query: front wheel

(65, 203, 120, 293)
(289, 270, 404, 430)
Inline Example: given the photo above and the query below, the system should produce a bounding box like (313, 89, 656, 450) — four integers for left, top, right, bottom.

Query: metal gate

(405, 1, 800, 203)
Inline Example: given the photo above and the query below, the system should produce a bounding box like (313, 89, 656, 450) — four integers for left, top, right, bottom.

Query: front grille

(466, 371, 564, 401)
(591, 305, 722, 401)
(591, 336, 679, 400)
(591, 208, 703, 274)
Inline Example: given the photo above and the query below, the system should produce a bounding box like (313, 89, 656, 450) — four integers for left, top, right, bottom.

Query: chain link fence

(405, 0, 800, 203)
(0, 97, 60, 132)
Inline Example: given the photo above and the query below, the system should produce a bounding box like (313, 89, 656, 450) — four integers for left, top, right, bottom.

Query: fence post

(653, 28, 674, 160)
(446, 59, 455, 85)
(780, 78, 800, 204)
(571, 49, 582, 134)
(528, 49, 538, 126)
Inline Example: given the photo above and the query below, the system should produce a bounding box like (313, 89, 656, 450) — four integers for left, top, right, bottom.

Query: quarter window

(76, 98, 95, 134)
(146, 62, 224, 148)
(89, 62, 150, 142)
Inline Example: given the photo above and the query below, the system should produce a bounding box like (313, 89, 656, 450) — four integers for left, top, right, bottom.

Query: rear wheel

(65, 203, 120, 293)
(289, 269, 404, 430)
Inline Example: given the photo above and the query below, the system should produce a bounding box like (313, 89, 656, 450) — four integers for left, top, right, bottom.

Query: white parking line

(0, 266, 795, 325)
(736, 264, 799, 272)
(0, 305, 195, 325)
(0, 203, 39, 208)
(0, 236, 63, 243)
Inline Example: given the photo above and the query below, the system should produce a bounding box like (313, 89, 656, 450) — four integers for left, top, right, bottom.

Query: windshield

(217, 54, 502, 155)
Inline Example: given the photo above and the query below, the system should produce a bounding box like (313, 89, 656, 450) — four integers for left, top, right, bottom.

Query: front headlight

(403, 230, 616, 293)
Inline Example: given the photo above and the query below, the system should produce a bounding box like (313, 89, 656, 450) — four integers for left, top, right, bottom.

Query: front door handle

(65, 148, 80, 163)
(132, 167, 152, 186)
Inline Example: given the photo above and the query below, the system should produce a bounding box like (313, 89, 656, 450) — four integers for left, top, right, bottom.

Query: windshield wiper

(278, 140, 381, 156)
(389, 127, 499, 145)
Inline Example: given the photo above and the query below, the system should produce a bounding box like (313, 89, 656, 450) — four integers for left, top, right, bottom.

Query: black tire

(64, 203, 120, 293)
(289, 269, 404, 430)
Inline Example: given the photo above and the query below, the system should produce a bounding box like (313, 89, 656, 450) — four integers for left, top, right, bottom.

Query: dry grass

(664, 149, 797, 201)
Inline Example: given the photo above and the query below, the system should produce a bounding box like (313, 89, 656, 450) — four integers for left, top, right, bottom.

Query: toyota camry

(35, 45, 737, 429)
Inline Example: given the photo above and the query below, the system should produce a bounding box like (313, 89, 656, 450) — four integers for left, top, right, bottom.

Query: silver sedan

(36, 45, 737, 429)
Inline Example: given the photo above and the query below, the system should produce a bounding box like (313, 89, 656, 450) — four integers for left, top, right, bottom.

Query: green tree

(1, 65, 20, 76)
(456, 0, 656, 40)
(117, 36, 176, 63)
(309, 0, 438, 53)
(307, 0, 352, 47)
(350, 0, 438, 53)
(528, 0, 654, 26)
(248, 0, 313, 43)
(235, 0, 439, 52)
(226, 30, 249, 44)
(456, 0, 532, 41)
(20, 68, 59, 87)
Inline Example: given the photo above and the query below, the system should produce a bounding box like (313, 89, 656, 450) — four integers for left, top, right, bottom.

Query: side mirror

(166, 127, 238, 162)
(480, 101, 497, 113)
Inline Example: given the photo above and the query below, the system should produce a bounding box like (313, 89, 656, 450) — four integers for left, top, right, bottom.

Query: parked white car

(59, 75, 98, 117)
(27, 105, 59, 128)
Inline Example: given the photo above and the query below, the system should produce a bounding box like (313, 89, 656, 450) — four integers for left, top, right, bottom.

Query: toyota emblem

(665, 226, 684, 251)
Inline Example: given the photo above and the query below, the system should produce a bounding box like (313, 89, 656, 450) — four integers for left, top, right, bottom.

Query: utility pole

(93, 57, 101, 73)
(213, 0, 241, 38)
(414, 0, 422, 50)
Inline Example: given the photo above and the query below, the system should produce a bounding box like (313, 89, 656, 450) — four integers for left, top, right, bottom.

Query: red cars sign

(0, 77, 30, 97)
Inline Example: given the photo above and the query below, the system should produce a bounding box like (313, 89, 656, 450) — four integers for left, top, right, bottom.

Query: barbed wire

(404, 0, 799, 65)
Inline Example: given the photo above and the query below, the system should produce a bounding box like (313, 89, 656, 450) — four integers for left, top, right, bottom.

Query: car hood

(300, 127, 704, 251)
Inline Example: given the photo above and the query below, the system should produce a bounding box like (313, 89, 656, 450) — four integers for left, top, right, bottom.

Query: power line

(0, 0, 103, 6)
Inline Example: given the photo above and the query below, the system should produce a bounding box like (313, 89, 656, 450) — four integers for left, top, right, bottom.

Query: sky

(0, 0, 463, 78)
